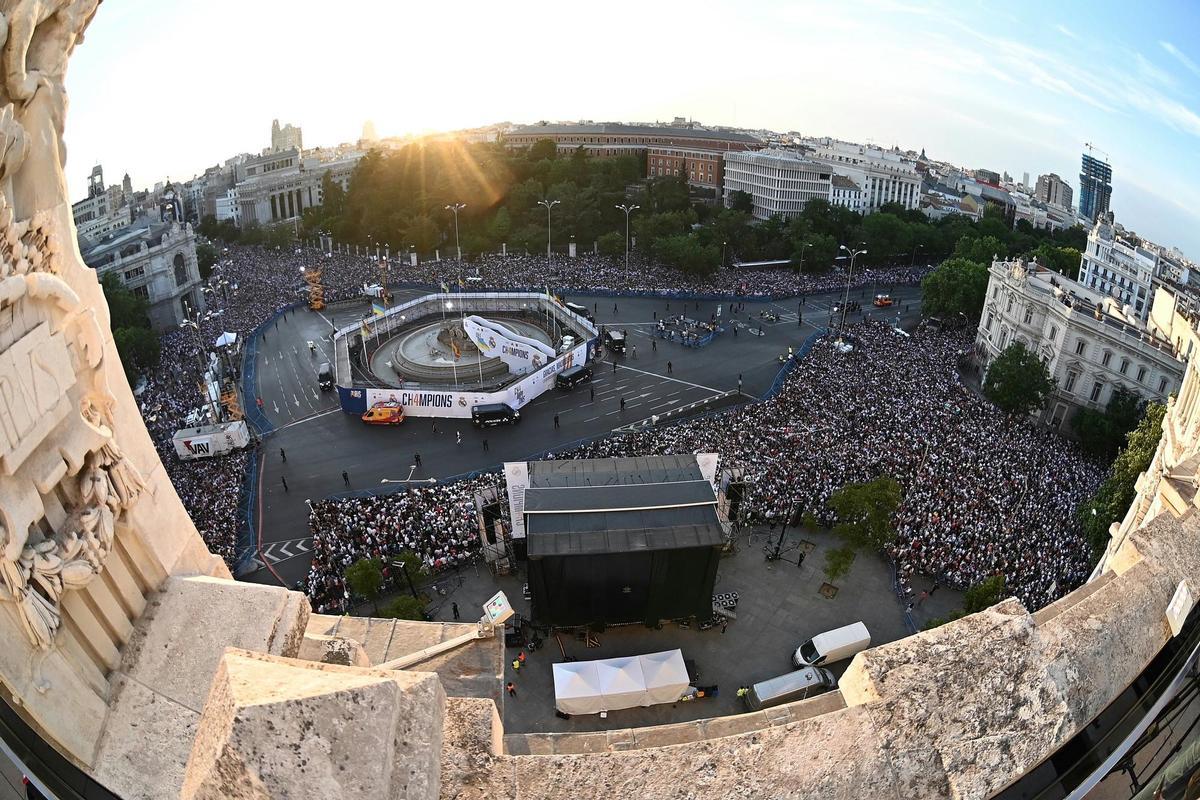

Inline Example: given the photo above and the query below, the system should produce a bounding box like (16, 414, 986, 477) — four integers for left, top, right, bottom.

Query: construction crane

(1084, 142, 1110, 163)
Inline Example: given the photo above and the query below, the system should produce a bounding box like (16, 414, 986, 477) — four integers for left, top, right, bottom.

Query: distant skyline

(63, 0, 1200, 258)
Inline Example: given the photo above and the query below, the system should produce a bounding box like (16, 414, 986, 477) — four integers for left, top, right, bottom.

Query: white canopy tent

(638, 650, 691, 705)
(552, 661, 602, 715)
(552, 649, 690, 715)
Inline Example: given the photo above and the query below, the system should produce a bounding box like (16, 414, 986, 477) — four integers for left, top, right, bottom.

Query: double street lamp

(838, 244, 868, 332)
(537, 199, 560, 271)
(615, 203, 639, 273)
(445, 203, 466, 261)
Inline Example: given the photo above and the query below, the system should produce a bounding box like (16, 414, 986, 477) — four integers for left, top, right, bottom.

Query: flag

(360, 320, 370, 340)
(441, 281, 450, 293)
(458, 276, 465, 289)
(371, 301, 386, 317)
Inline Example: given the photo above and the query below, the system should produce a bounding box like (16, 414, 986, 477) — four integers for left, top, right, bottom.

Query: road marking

(272, 401, 280, 413)
(613, 362, 723, 393)
(584, 416, 599, 422)
(650, 400, 676, 410)
(293, 394, 301, 407)
(275, 407, 342, 431)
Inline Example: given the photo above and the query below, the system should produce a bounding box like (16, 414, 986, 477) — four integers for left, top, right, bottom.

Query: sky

(64, 0, 1200, 258)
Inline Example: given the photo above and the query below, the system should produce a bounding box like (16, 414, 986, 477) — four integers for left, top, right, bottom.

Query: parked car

(472, 402, 521, 427)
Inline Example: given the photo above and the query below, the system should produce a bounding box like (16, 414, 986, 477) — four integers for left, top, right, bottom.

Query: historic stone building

(6, 6, 1200, 799)
(80, 221, 204, 330)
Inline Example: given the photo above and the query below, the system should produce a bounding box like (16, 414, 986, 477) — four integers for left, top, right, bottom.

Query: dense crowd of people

(314, 243, 930, 298)
(132, 242, 1103, 613)
(302, 315, 1102, 612)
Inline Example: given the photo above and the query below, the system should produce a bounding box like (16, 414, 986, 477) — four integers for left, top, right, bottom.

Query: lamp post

(838, 244, 868, 332)
(910, 243, 923, 268)
(615, 203, 639, 274)
(798, 242, 812, 278)
(445, 203, 466, 261)
(537, 199, 560, 271)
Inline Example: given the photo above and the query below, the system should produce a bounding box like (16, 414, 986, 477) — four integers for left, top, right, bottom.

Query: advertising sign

(504, 461, 530, 539)
(462, 315, 556, 376)
(502, 341, 589, 410)
(363, 387, 492, 419)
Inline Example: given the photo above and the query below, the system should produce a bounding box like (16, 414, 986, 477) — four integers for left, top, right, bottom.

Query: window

(1064, 371, 1078, 393)
(1160, 377, 1169, 394)
(1090, 382, 1104, 403)
(1006, 295, 1014, 313)
(1075, 339, 1086, 356)
(133, 285, 148, 299)
(173, 253, 188, 287)
(1120, 358, 1129, 375)
(1023, 307, 1033, 325)
(1101, 351, 1111, 367)
(123, 266, 144, 281)
(1048, 325, 1057, 342)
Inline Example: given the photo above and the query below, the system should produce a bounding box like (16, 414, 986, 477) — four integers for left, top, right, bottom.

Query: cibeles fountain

(7, 3, 1200, 799)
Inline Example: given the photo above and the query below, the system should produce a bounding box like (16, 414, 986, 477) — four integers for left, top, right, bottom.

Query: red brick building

(505, 123, 762, 191)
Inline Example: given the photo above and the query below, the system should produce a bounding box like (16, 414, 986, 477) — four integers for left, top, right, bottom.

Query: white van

(743, 668, 837, 711)
(791, 621, 871, 668)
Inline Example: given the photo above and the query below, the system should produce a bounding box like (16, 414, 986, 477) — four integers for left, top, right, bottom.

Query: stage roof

(524, 455, 724, 557)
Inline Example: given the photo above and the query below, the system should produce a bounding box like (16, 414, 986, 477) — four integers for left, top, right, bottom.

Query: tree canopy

(983, 342, 1055, 416)
(920, 257, 990, 319)
(1078, 402, 1167, 558)
(100, 272, 159, 382)
(345, 557, 384, 612)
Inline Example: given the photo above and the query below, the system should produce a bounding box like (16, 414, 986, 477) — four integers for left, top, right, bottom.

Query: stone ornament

(0, 0, 142, 665)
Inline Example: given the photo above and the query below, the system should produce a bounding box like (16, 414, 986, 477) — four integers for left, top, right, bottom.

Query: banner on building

(462, 315, 556, 376)
(504, 461, 530, 539)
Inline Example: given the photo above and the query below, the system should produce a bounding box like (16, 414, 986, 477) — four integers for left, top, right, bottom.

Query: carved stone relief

(0, 0, 141, 670)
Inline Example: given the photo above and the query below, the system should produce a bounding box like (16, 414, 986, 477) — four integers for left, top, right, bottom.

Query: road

(243, 284, 924, 588)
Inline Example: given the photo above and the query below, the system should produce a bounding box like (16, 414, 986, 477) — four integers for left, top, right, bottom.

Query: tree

(954, 234, 1006, 266)
(729, 190, 754, 214)
(196, 241, 218, 280)
(859, 213, 911, 263)
(1078, 402, 1167, 557)
(1072, 387, 1146, 459)
(527, 138, 558, 162)
(344, 557, 385, 614)
(381, 595, 426, 621)
(823, 545, 857, 584)
(99, 273, 158, 381)
(920, 257, 989, 319)
(654, 234, 719, 276)
(983, 342, 1055, 416)
(963, 575, 1007, 613)
(1032, 243, 1082, 281)
(597, 230, 625, 258)
(828, 476, 902, 552)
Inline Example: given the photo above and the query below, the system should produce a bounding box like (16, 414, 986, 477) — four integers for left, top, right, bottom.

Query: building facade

(270, 118, 303, 153)
(1079, 152, 1112, 222)
(505, 123, 761, 157)
(1078, 213, 1162, 321)
(81, 221, 205, 330)
(1035, 173, 1073, 210)
(234, 149, 361, 227)
(646, 146, 725, 192)
(801, 137, 922, 212)
(722, 149, 835, 220)
(977, 259, 1184, 431)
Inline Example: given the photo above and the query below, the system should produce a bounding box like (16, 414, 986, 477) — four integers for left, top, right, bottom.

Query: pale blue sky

(63, 0, 1200, 258)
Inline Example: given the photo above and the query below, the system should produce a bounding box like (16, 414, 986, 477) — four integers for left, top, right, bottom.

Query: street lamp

(615, 203, 639, 274)
(798, 242, 812, 278)
(911, 243, 923, 268)
(838, 244, 868, 332)
(537, 199, 560, 271)
(445, 203, 466, 261)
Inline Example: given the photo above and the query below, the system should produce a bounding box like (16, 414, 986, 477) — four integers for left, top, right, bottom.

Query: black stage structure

(523, 455, 725, 627)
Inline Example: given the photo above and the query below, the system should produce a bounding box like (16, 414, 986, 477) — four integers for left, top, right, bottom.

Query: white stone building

(235, 148, 361, 227)
(214, 188, 240, 225)
(722, 149, 835, 219)
(801, 137, 922, 212)
(1078, 213, 1164, 322)
(829, 173, 864, 212)
(977, 259, 1185, 430)
(80, 221, 205, 330)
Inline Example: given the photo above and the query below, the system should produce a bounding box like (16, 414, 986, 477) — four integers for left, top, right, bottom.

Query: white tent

(214, 331, 238, 348)
(552, 661, 602, 715)
(638, 650, 691, 706)
(553, 649, 691, 715)
(595, 657, 647, 711)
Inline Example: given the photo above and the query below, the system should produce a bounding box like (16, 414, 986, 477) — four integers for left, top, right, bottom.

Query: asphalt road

(244, 284, 924, 588)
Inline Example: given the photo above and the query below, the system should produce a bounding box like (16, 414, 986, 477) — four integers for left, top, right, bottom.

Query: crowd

(134, 242, 1101, 613)
(304, 478, 498, 613)
(311, 242, 930, 299)
(302, 316, 1102, 612)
